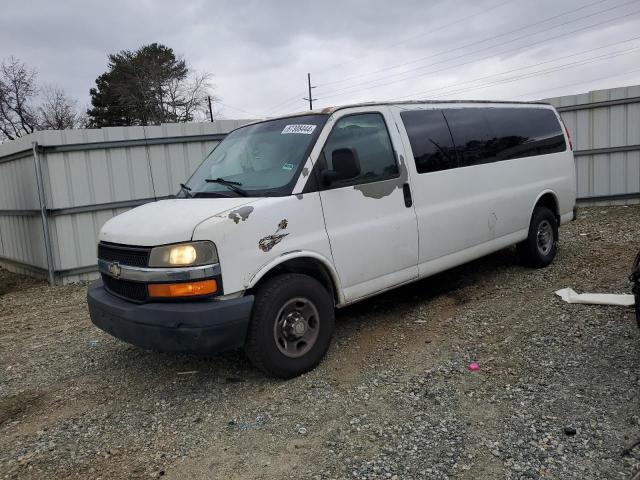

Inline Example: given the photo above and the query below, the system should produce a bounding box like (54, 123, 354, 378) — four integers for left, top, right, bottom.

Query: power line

(316, 0, 637, 99)
(216, 101, 262, 118)
(265, 93, 316, 117)
(266, 31, 638, 119)
(315, 0, 614, 90)
(253, 0, 640, 118)
(116, 99, 262, 119)
(262, 91, 309, 116)
(262, 0, 521, 115)
(511, 65, 640, 99)
(389, 34, 640, 101)
(422, 47, 640, 100)
(315, 2, 640, 103)
(317, 0, 521, 76)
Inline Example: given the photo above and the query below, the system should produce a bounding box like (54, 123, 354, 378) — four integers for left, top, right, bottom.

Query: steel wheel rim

(273, 297, 320, 358)
(536, 220, 554, 256)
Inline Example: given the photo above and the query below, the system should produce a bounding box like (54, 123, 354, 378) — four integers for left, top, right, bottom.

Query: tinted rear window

(400, 110, 458, 173)
(483, 107, 566, 160)
(444, 107, 566, 167)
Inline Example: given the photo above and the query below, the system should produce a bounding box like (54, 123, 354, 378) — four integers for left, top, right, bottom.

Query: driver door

(316, 108, 419, 303)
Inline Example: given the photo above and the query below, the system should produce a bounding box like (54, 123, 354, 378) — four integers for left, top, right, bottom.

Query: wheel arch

(246, 251, 344, 306)
(532, 190, 560, 223)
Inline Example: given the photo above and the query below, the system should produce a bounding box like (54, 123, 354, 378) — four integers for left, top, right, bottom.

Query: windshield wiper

(178, 183, 192, 198)
(205, 177, 248, 196)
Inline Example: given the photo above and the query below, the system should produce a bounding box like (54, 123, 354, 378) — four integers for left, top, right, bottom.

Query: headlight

(148, 241, 218, 267)
(169, 245, 197, 265)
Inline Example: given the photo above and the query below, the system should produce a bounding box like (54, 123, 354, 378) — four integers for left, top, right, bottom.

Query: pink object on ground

(468, 362, 480, 372)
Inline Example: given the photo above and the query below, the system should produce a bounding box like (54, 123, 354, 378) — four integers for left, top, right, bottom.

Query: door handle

(402, 182, 413, 208)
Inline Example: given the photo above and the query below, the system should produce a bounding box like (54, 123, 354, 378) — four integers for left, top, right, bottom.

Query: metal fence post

(32, 141, 55, 286)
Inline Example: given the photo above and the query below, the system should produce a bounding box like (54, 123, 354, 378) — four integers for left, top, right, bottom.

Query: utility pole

(303, 73, 317, 110)
(207, 96, 214, 122)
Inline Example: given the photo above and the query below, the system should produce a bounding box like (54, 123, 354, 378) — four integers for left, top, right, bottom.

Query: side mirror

(321, 148, 361, 186)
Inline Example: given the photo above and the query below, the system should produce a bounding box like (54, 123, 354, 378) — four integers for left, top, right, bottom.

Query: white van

(88, 101, 576, 378)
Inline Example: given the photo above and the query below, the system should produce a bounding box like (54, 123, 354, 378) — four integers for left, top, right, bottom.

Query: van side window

(482, 108, 566, 160)
(321, 113, 398, 188)
(443, 107, 567, 168)
(400, 110, 458, 173)
(441, 109, 497, 167)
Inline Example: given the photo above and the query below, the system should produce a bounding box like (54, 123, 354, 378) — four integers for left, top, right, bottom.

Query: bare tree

(0, 56, 39, 140)
(38, 85, 80, 130)
(0, 56, 85, 142)
(166, 71, 216, 123)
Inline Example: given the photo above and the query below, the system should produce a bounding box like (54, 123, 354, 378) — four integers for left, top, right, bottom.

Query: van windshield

(183, 114, 328, 197)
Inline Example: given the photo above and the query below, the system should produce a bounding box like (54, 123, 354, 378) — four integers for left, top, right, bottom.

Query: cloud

(2, 0, 639, 119)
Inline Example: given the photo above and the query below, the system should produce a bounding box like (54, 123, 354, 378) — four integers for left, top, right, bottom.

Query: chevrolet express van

(88, 101, 576, 378)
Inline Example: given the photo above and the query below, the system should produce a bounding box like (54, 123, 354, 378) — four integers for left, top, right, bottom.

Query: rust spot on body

(259, 219, 289, 252)
(228, 206, 254, 224)
(259, 234, 289, 252)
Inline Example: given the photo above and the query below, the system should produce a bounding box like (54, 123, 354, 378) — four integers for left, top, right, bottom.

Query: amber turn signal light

(147, 279, 218, 298)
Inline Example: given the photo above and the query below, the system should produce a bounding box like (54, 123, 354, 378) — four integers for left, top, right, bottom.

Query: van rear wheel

(517, 206, 558, 268)
(245, 273, 334, 378)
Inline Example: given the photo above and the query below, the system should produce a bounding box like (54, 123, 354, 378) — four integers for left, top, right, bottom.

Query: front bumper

(87, 280, 254, 353)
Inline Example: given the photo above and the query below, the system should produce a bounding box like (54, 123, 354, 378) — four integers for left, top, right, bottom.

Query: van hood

(99, 198, 259, 246)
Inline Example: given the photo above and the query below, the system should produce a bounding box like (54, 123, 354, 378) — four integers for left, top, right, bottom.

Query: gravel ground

(1, 205, 639, 480)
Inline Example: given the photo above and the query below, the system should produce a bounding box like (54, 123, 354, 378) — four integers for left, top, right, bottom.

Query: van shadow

(335, 247, 519, 322)
(99, 247, 522, 384)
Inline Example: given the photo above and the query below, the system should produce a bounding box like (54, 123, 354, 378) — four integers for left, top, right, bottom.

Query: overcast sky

(2, 0, 640, 120)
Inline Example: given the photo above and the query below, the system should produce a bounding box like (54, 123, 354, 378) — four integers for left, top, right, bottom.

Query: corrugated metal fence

(543, 84, 640, 202)
(1, 84, 639, 284)
(0, 120, 253, 284)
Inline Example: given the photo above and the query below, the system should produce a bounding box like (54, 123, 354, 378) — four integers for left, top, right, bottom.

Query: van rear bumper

(87, 280, 254, 353)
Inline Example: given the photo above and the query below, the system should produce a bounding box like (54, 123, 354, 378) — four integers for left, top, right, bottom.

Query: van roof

(270, 99, 552, 119)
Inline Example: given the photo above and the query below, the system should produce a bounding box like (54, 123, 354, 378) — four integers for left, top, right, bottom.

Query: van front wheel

(517, 206, 558, 268)
(245, 273, 335, 378)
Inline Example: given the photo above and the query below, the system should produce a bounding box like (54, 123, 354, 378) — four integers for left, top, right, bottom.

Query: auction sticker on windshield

(281, 124, 317, 135)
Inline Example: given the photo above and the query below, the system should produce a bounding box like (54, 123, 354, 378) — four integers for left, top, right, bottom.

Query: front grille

(102, 274, 148, 302)
(98, 242, 150, 267)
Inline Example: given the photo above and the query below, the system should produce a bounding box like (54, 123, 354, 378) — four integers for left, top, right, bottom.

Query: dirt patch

(0, 391, 43, 427)
(0, 268, 43, 297)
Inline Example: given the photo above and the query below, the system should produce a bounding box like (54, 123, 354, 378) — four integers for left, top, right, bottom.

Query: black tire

(517, 206, 558, 268)
(245, 273, 335, 378)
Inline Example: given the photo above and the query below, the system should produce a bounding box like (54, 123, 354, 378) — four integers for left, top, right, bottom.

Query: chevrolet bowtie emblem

(107, 261, 121, 278)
